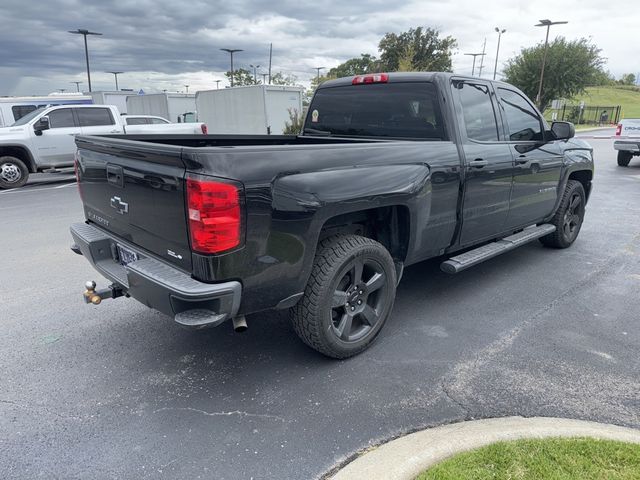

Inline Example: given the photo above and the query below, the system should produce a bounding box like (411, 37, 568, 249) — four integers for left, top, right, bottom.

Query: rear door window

(453, 81, 500, 142)
(48, 108, 76, 128)
(77, 108, 115, 127)
(306, 82, 446, 139)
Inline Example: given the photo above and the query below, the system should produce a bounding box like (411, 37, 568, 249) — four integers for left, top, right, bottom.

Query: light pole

(107, 71, 123, 91)
(464, 53, 485, 76)
(184, 85, 189, 93)
(261, 73, 268, 84)
(58, 89, 66, 93)
(314, 67, 325, 83)
(249, 64, 260, 84)
(68, 29, 102, 92)
(71, 81, 82, 92)
(535, 19, 568, 108)
(493, 28, 506, 80)
(220, 48, 243, 87)
(215, 80, 221, 89)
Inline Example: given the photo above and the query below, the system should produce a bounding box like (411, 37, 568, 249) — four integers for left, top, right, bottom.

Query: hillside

(573, 86, 640, 118)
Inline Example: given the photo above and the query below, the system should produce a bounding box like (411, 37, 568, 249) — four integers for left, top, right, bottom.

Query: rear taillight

(352, 73, 389, 85)
(201, 124, 208, 135)
(615, 123, 622, 136)
(186, 176, 242, 254)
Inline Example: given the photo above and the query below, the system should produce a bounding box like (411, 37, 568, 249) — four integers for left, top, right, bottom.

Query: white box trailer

(126, 93, 196, 123)
(89, 91, 133, 114)
(195, 85, 304, 134)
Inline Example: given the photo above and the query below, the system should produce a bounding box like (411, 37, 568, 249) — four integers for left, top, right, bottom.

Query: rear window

(306, 82, 446, 140)
(126, 117, 148, 125)
(77, 108, 115, 127)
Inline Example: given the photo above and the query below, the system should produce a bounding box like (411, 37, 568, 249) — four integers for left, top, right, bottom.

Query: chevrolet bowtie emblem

(110, 196, 129, 215)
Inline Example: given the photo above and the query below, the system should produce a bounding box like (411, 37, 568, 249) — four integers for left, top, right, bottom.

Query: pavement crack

(440, 380, 472, 418)
(153, 406, 287, 422)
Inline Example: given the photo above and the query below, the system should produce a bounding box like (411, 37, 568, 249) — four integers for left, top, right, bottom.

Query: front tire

(617, 151, 632, 167)
(291, 234, 397, 359)
(0, 156, 29, 189)
(539, 180, 586, 249)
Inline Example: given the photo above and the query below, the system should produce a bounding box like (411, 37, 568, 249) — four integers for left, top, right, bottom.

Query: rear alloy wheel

(540, 180, 586, 249)
(617, 151, 632, 167)
(0, 156, 29, 189)
(291, 234, 396, 359)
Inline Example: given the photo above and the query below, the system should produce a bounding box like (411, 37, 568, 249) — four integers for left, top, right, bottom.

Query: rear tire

(617, 151, 632, 167)
(539, 180, 586, 249)
(291, 234, 397, 359)
(0, 156, 29, 189)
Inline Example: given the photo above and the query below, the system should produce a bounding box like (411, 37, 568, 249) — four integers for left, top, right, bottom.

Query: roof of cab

(317, 71, 515, 90)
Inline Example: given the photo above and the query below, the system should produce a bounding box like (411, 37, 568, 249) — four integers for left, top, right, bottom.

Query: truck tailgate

(75, 136, 192, 272)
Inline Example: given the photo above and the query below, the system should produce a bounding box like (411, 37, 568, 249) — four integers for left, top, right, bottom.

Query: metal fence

(546, 105, 621, 126)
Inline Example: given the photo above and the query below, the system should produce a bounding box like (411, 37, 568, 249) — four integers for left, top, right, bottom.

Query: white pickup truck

(0, 104, 208, 189)
(614, 118, 640, 167)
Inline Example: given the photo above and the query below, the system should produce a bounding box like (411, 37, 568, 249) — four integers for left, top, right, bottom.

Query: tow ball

(83, 281, 125, 305)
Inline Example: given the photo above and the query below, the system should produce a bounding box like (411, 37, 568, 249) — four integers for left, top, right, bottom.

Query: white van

(0, 94, 93, 127)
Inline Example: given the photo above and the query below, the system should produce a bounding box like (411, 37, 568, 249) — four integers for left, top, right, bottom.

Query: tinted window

(454, 81, 499, 141)
(306, 82, 445, 139)
(12, 105, 37, 121)
(150, 117, 169, 124)
(126, 117, 148, 125)
(49, 108, 76, 128)
(11, 107, 46, 126)
(498, 88, 543, 141)
(77, 108, 114, 127)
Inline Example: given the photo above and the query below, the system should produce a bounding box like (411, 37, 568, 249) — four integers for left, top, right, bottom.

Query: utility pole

(268, 43, 273, 85)
(493, 28, 506, 80)
(314, 67, 325, 83)
(68, 29, 103, 92)
(220, 48, 243, 87)
(478, 38, 487, 77)
(535, 19, 568, 108)
(107, 71, 123, 90)
(463, 53, 485, 76)
(71, 81, 82, 92)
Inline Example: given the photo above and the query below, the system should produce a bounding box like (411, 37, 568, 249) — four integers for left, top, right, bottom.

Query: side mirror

(551, 121, 575, 141)
(34, 116, 50, 135)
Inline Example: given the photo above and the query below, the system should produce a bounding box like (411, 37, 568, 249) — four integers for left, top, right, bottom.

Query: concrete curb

(330, 416, 640, 480)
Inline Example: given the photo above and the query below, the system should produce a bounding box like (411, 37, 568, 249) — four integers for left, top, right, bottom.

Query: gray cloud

(0, 0, 636, 95)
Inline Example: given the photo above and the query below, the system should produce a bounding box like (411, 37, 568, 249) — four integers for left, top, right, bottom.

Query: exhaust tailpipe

(232, 315, 248, 333)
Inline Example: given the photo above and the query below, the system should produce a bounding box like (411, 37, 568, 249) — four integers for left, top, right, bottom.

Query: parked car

(0, 104, 207, 189)
(70, 72, 593, 358)
(614, 118, 640, 166)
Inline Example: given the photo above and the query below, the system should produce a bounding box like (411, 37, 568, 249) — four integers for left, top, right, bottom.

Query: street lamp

(261, 73, 268, 84)
(107, 71, 123, 91)
(464, 53, 485, 76)
(71, 81, 82, 92)
(535, 19, 568, 108)
(184, 85, 190, 93)
(68, 29, 103, 92)
(250, 64, 260, 84)
(493, 27, 506, 80)
(220, 48, 243, 87)
(314, 67, 325, 83)
(215, 80, 221, 89)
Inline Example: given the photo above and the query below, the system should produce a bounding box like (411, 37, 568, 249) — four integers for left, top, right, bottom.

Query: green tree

(225, 68, 258, 86)
(270, 72, 300, 86)
(619, 73, 637, 85)
(591, 69, 616, 86)
(378, 27, 457, 72)
(327, 54, 379, 77)
(503, 37, 604, 110)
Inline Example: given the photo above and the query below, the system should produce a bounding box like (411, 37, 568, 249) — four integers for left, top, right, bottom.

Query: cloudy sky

(1, 0, 637, 96)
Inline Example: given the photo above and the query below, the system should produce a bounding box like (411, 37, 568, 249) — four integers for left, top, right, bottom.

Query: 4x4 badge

(110, 196, 129, 215)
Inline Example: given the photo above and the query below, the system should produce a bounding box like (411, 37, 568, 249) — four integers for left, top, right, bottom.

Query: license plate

(116, 244, 138, 266)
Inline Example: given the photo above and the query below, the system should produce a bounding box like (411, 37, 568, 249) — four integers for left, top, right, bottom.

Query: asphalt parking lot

(1, 135, 639, 479)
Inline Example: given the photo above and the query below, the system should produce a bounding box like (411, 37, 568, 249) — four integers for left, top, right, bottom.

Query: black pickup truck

(70, 72, 594, 358)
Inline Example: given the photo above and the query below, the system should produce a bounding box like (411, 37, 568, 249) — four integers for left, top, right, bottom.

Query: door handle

(468, 159, 488, 168)
(516, 155, 528, 164)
